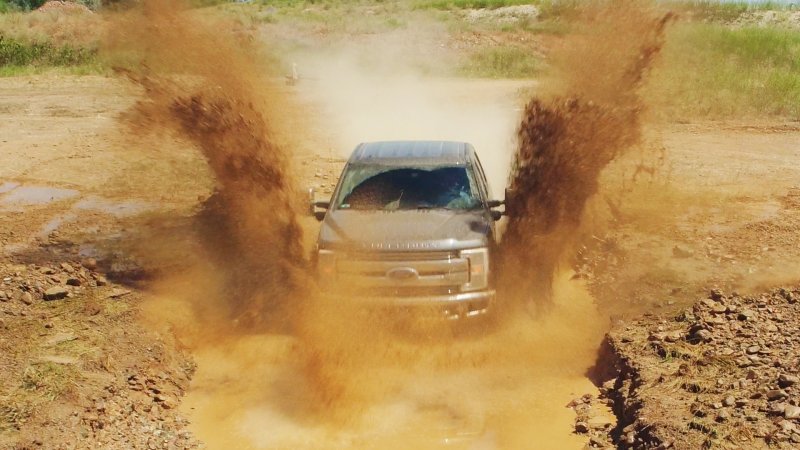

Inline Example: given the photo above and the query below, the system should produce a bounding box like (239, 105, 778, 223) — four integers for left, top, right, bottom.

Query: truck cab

(310, 140, 504, 319)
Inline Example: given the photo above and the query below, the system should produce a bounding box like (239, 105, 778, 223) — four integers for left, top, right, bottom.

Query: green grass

(0, 0, 100, 11)
(460, 45, 539, 78)
(0, 64, 101, 76)
(667, 0, 793, 22)
(0, 34, 100, 75)
(649, 23, 800, 119)
(21, 361, 78, 401)
(414, 0, 533, 10)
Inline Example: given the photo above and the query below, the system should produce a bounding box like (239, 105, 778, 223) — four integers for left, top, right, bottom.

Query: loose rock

(44, 286, 69, 301)
(20, 291, 33, 305)
(785, 406, 800, 420)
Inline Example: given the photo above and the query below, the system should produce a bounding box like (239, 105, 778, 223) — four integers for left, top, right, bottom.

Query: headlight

(317, 249, 336, 280)
(460, 247, 489, 291)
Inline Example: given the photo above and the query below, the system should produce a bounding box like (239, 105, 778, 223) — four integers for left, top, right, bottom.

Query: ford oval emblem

(386, 267, 418, 280)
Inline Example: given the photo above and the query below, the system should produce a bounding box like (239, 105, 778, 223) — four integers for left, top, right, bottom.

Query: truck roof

(348, 140, 473, 165)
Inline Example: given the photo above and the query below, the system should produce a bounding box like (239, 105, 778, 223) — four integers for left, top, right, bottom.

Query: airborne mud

(69, 0, 799, 449)
(157, 271, 609, 449)
(106, 0, 310, 331)
(502, 2, 673, 311)
(99, 0, 673, 448)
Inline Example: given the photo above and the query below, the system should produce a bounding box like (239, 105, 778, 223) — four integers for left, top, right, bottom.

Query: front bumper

(321, 289, 495, 320)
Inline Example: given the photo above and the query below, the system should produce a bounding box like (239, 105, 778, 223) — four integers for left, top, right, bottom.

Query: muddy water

(178, 272, 609, 449)
(0, 185, 79, 208)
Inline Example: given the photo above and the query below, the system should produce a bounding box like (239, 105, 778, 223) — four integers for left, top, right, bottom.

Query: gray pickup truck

(309, 140, 504, 319)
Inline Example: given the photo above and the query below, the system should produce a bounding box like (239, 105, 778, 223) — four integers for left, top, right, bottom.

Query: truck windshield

(335, 164, 482, 211)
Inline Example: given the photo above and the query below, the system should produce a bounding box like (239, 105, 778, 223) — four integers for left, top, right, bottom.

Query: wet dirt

(161, 271, 609, 450)
(72, 196, 151, 218)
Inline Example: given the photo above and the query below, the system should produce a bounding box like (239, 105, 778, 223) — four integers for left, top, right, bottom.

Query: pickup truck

(309, 140, 504, 319)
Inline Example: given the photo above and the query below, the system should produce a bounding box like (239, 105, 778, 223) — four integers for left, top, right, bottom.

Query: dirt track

(1, 72, 800, 449)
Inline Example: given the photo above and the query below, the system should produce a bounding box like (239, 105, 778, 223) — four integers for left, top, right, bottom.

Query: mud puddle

(0, 184, 79, 208)
(0, 182, 151, 217)
(73, 196, 151, 218)
(0, 181, 20, 193)
(1, 182, 153, 254)
(174, 272, 609, 450)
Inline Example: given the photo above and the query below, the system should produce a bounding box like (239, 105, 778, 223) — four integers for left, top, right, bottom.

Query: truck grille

(346, 251, 458, 261)
(337, 251, 468, 296)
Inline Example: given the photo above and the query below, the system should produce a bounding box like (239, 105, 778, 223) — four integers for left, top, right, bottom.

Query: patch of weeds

(0, 401, 33, 432)
(0, 0, 13, 13)
(385, 16, 406, 29)
(0, 63, 104, 77)
(0, 34, 98, 74)
(21, 362, 78, 401)
(648, 23, 800, 119)
(414, 0, 533, 10)
(460, 45, 539, 78)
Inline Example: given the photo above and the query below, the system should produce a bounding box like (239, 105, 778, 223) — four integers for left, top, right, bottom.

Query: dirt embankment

(591, 285, 800, 449)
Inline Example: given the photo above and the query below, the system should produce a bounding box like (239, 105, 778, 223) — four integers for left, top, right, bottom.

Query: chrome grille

(337, 251, 468, 294)
(346, 251, 458, 261)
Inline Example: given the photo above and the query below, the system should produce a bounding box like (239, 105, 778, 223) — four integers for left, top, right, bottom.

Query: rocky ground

(0, 258, 200, 450)
(572, 285, 800, 449)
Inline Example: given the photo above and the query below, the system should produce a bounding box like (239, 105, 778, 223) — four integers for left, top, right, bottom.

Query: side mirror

(487, 198, 505, 221)
(308, 187, 330, 222)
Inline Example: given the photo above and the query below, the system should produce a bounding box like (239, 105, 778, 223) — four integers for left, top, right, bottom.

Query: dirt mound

(501, 1, 673, 309)
(37, 1, 93, 14)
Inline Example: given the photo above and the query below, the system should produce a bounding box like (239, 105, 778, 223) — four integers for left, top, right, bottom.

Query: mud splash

(105, 0, 668, 448)
(160, 270, 610, 450)
(502, 0, 674, 309)
(105, 0, 309, 330)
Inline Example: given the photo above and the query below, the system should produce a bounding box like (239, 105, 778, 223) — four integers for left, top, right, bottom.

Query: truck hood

(318, 209, 492, 252)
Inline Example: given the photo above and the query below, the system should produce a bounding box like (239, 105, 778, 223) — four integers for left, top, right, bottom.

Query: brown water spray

(105, 0, 309, 331)
(102, 1, 680, 446)
(502, 1, 674, 310)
